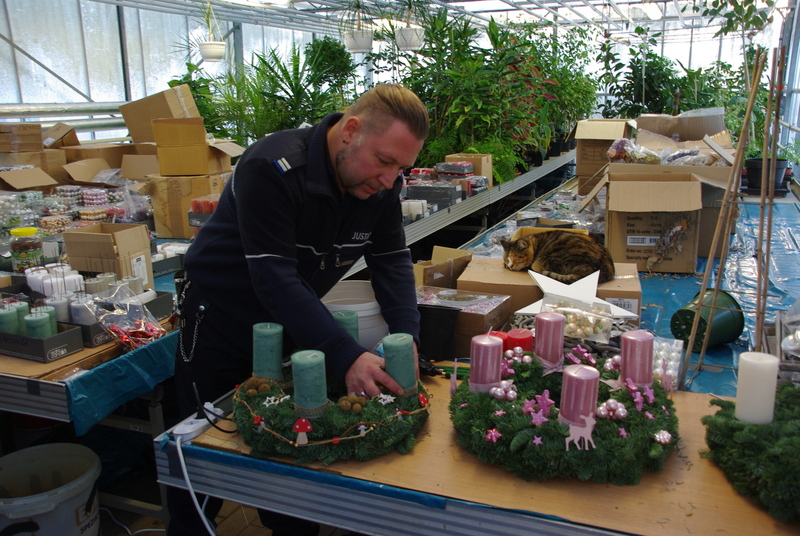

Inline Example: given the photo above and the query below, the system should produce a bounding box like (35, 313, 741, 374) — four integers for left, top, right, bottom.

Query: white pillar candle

(26, 270, 48, 294)
(64, 273, 85, 293)
(735, 352, 779, 424)
(70, 296, 97, 325)
(45, 296, 70, 323)
(123, 275, 144, 295)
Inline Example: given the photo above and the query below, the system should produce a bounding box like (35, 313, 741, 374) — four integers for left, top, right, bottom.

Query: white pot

(199, 41, 226, 62)
(396, 27, 425, 51)
(344, 30, 374, 53)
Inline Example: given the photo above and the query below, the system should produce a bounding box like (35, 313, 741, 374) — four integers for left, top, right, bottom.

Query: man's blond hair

(343, 84, 429, 141)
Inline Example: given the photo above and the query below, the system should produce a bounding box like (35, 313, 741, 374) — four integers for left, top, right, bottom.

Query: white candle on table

(735, 352, 779, 424)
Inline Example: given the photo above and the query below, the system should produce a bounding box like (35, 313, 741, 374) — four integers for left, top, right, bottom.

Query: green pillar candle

(10, 301, 29, 336)
(31, 305, 57, 335)
(253, 322, 284, 380)
(290, 350, 328, 417)
(24, 313, 52, 339)
(0, 306, 20, 335)
(332, 310, 359, 341)
(382, 333, 417, 395)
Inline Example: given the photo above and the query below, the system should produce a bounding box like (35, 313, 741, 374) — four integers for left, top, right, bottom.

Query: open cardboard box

(0, 166, 58, 191)
(152, 118, 245, 176)
(119, 84, 201, 144)
(413, 246, 473, 288)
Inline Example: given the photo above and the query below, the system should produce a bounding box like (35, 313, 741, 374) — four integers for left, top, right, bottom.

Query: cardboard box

(42, 122, 80, 148)
(62, 158, 112, 184)
(0, 324, 83, 363)
(635, 107, 726, 143)
(63, 142, 137, 168)
(0, 123, 42, 152)
(445, 153, 493, 187)
(417, 286, 512, 358)
(120, 154, 159, 182)
(605, 163, 732, 258)
(575, 119, 636, 177)
(42, 148, 69, 184)
(596, 263, 642, 323)
(119, 84, 201, 143)
(413, 246, 473, 288)
(0, 167, 58, 191)
(62, 223, 154, 290)
(156, 144, 238, 176)
(582, 172, 706, 273)
(145, 173, 230, 238)
(0, 151, 45, 168)
(152, 117, 207, 146)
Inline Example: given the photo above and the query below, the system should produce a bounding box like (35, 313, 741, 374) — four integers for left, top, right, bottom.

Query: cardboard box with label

(417, 286, 512, 358)
(152, 118, 245, 176)
(119, 84, 201, 143)
(445, 153, 493, 187)
(63, 142, 137, 169)
(144, 172, 230, 239)
(413, 246, 473, 288)
(603, 163, 732, 258)
(42, 122, 80, 149)
(581, 172, 712, 273)
(62, 223, 154, 290)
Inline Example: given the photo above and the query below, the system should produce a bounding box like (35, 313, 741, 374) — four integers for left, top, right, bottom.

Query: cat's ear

(499, 238, 510, 251)
(515, 239, 529, 251)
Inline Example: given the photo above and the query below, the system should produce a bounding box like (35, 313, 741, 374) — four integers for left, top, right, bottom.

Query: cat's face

(501, 238, 534, 271)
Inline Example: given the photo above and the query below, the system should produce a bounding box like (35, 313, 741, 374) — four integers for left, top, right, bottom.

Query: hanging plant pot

(199, 41, 226, 62)
(396, 27, 425, 51)
(344, 30, 374, 54)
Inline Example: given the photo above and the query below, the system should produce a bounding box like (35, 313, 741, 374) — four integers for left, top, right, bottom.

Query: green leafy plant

(304, 36, 358, 108)
(169, 63, 231, 140)
(199, 0, 222, 41)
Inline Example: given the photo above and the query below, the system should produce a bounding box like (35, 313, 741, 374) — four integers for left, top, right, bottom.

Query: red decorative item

(418, 393, 429, 407)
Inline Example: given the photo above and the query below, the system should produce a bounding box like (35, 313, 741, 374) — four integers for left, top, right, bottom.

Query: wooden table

(155, 374, 799, 536)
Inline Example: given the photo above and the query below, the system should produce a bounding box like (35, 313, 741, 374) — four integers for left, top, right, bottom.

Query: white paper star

(516, 271, 638, 319)
(378, 393, 396, 406)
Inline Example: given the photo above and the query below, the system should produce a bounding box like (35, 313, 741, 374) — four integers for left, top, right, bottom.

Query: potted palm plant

(394, 0, 426, 51)
(339, 0, 376, 54)
(198, 1, 225, 62)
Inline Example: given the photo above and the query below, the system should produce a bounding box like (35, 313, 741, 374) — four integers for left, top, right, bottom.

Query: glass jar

(9, 227, 43, 273)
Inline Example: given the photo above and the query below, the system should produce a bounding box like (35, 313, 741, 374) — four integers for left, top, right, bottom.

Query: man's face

(335, 119, 424, 200)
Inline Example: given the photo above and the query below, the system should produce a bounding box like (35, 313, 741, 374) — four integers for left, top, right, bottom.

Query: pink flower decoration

(645, 411, 655, 420)
(643, 385, 655, 404)
(565, 352, 581, 364)
(494, 410, 506, 416)
(532, 436, 543, 446)
(619, 427, 628, 438)
(522, 398, 537, 415)
(484, 428, 502, 443)
(501, 358, 515, 378)
(633, 392, 644, 412)
(534, 390, 555, 416)
(459, 403, 468, 409)
(625, 378, 639, 393)
(530, 410, 549, 427)
(662, 405, 670, 415)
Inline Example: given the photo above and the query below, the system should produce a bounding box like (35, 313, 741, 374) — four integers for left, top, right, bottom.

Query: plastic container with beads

(9, 227, 43, 273)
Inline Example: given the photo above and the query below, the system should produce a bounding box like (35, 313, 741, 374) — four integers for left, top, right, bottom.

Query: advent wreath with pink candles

(449, 342, 679, 485)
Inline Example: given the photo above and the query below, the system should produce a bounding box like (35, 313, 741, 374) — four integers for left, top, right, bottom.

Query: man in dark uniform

(167, 84, 429, 535)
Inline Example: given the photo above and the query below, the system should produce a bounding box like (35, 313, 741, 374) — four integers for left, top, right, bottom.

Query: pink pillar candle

(488, 330, 509, 351)
(469, 334, 504, 393)
(507, 328, 533, 352)
(559, 364, 600, 426)
(620, 330, 654, 388)
(535, 312, 565, 367)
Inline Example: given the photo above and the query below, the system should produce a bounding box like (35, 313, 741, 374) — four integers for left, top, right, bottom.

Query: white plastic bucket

(322, 280, 389, 350)
(0, 443, 101, 536)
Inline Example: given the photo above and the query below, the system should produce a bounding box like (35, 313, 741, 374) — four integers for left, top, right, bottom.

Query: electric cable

(175, 435, 217, 536)
(193, 382, 237, 434)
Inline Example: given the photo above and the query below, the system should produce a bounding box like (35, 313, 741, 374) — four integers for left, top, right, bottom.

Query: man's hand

(345, 352, 403, 397)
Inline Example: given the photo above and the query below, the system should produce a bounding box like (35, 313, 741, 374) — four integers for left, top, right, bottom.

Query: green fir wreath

(232, 375, 430, 465)
(701, 381, 800, 523)
(449, 352, 679, 485)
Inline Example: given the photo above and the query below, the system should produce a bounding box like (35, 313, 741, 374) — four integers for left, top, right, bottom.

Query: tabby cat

(499, 228, 615, 283)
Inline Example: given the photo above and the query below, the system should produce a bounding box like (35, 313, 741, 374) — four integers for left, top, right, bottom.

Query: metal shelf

(346, 149, 575, 277)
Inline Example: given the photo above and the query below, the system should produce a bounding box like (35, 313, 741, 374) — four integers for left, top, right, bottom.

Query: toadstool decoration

(293, 417, 312, 445)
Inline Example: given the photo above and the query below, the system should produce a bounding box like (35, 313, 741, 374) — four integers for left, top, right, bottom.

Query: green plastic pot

(670, 290, 744, 352)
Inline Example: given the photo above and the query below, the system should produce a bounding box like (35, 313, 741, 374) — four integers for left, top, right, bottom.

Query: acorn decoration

(338, 394, 368, 413)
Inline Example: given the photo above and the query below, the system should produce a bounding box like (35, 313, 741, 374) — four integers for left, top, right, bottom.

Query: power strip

(172, 402, 225, 442)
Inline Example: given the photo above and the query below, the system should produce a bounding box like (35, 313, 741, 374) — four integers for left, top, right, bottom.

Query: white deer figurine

(565, 414, 597, 451)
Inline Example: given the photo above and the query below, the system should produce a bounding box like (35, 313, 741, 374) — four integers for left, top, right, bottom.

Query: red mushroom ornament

(293, 418, 312, 445)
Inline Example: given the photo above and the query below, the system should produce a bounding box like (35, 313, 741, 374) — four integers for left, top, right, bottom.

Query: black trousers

(166, 281, 319, 536)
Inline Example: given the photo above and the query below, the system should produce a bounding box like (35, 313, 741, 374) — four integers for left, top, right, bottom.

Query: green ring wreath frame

(450, 354, 679, 485)
(701, 382, 800, 523)
(232, 377, 430, 466)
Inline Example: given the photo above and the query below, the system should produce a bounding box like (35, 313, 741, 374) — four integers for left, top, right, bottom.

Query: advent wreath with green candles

(232, 376, 430, 465)
(701, 381, 800, 523)
(450, 348, 679, 485)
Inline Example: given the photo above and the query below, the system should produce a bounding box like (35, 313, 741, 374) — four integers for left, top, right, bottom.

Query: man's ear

(342, 116, 362, 140)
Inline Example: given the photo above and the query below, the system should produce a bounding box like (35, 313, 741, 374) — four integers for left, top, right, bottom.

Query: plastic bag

(607, 138, 661, 164)
(94, 284, 166, 350)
